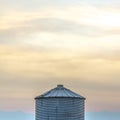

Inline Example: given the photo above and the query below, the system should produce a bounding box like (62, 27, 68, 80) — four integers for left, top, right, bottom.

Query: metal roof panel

(35, 84, 85, 99)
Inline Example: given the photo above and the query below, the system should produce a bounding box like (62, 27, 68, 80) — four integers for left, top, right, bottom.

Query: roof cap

(57, 84, 63, 88)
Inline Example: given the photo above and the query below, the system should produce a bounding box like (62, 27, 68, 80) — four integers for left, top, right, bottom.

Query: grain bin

(35, 85, 86, 120)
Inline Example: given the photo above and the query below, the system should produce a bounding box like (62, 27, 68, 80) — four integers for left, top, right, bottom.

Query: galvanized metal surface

(35, 85, 85, 120)
(35, 85, 85, 99)
(36, 98, 85, 120)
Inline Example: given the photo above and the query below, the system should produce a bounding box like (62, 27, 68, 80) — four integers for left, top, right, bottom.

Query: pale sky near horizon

(0, 0, 120, 114)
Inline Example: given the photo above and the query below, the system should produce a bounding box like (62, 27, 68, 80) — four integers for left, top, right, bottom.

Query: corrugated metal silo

(35, 85, 86, 120)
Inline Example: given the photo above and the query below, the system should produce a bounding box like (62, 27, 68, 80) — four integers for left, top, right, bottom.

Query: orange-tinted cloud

(0, 45, 120, 112)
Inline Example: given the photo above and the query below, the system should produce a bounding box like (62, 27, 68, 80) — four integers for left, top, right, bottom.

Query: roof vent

(57, 84, 63, 88)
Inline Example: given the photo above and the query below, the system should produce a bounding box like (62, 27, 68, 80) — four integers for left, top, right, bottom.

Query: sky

(0, 0, 120, 120)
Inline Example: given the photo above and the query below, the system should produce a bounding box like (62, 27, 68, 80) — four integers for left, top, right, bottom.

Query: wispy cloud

(0, 5, 119, 49)
(0, 0, 120, 113)
(0, 45, 120, 112)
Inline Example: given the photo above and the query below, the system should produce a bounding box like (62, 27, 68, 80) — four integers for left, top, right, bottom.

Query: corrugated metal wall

(35, 98, 85, 120)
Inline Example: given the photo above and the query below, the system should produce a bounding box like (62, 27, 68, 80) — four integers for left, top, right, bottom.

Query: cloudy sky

(0, 0, 120, 119)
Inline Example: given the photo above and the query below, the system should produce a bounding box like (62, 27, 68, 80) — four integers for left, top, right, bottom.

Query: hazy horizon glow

(0, 0, 120, 115)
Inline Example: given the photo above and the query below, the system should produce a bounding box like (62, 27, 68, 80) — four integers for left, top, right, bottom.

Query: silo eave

(35, 96, 86, 99)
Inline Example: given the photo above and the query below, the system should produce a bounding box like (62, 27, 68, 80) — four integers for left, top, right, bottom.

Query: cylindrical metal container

(35, 85, 85, 120)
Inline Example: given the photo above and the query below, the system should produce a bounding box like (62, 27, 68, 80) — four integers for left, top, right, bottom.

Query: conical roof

(35, 85, 85, 99)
